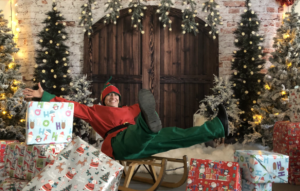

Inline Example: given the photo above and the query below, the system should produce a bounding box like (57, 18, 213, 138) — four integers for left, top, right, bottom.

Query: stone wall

(14, 0, 283, 85)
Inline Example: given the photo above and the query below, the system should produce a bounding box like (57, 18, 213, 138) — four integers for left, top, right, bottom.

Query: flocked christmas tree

(230, 0, 266, 143)
(249, 5, 300, 148)
(33, 2, 71, 96)
(0, 10, 27, 140)
(63, 75, 97, 143)
(199, 75, 242, 138)
(60, 185, 72, 191)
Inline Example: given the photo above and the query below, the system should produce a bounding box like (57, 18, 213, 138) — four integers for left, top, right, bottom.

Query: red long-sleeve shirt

(41, 91, 141, 158)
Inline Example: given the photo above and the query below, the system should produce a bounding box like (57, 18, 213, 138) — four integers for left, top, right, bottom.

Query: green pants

(111, 114, 224, 160)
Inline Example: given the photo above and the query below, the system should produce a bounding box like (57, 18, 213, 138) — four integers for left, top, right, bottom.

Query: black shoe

(217, 104, 229, 137)
(138, 89, 162, 133)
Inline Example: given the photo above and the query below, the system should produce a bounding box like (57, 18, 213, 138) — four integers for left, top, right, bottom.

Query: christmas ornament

(43, 59, 47, 63)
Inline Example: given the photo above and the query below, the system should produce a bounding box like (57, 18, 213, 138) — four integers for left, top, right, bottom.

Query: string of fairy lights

(79, 0, 222, 37)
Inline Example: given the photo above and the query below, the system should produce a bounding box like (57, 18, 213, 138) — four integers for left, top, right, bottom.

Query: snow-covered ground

(137, 143, 270, 175)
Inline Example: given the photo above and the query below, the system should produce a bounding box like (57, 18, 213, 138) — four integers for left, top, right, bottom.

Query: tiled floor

(119, 173, 300, 191)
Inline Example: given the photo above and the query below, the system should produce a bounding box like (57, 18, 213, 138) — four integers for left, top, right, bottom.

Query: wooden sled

(118, 155, 188, 191)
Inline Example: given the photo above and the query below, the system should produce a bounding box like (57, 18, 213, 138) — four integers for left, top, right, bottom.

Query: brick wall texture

(13, 0, 284, 84)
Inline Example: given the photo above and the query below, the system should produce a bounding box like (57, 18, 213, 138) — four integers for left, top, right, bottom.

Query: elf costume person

(23, 77, 229, 160)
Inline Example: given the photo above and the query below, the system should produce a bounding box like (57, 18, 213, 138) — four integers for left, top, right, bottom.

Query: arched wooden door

(83, 6, 219, 129)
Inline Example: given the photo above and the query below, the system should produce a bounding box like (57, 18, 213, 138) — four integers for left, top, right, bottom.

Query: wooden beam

(92, 75, 142, 83)
(160, 75, 213, 84)
(92, 74, 212, 84)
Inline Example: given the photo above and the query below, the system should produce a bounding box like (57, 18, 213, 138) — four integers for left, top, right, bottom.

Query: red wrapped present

(273, 121, 300, 184)
(0, 140, 19, 162)
(186, 158, 241, 191)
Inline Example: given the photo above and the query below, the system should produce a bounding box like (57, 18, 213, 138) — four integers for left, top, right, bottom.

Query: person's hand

(23, 82, 44, 98)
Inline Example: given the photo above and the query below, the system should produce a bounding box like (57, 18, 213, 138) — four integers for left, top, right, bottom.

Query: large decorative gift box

(0, 140, 19, 162)
(186, 158, 241, 191)
(0, 163, 8, 184)
(4, 143, 65, 181)
(21, 136, 124, 191)
(234, 150, 289, 183)
(26, 101, 74, 145)
(0, 178, 29, 191)
(273, 121, 300, 184)
(242, 179, 272, 191)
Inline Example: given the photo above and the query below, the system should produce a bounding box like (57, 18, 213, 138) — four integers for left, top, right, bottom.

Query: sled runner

(118, 155, 188, 191)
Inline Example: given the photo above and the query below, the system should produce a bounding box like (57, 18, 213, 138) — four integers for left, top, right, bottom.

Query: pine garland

(104, 0, 122, 25)
(202, 0, 223, 39)
(79, 0, 97, 36)
(181, 0, 199, 35)
(156, 0, 174, 31)
(128, 0, 147, 33)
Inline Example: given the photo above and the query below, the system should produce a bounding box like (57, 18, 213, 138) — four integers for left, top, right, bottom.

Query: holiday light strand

(202, 0, 223, 39)
(79, 0, 97, 36)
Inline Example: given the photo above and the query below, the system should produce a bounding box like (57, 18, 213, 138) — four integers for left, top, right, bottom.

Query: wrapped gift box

(289, 89, 300, 122)
(289, 167, 300, 185)
(3, 143, 65, 180)
(234, 150, 289, 183)
(0, 178, 29, 191)
(242, 179, 272, 191)
(0, 140, 19, 162)
(0, 163, 8, 184)
(22, 136, 123, 191)
(186, 158, 241, 191)
(26, 101, 74, 145)
(273, 121, 300, 184)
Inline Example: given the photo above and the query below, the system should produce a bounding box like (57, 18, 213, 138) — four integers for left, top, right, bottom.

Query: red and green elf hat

(100, 76, 121, 105)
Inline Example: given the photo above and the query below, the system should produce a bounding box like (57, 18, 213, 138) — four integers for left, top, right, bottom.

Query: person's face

(104, 92, 120, 107)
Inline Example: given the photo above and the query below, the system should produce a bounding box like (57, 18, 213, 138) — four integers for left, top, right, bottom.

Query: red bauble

(276, 0, 295, 6)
